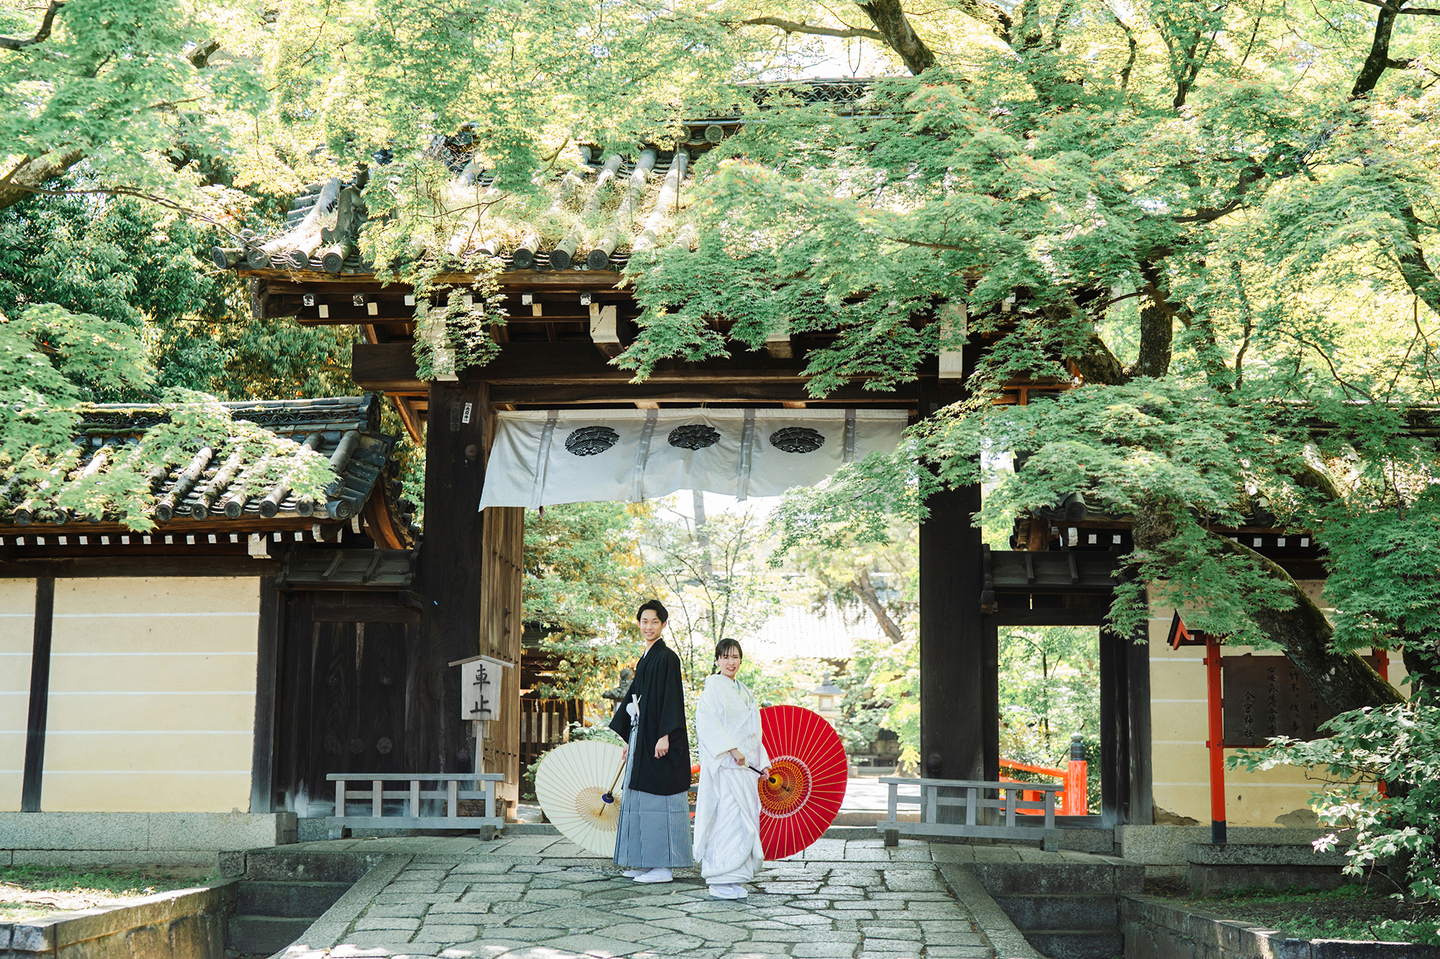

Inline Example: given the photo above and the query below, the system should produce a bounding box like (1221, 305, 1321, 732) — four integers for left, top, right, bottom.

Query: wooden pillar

(411, 381, 489, 774)
(1127, 611, 1154, 827)
(479, 505, 524, 811)
(919, 481, 993, 785)
(249, 575, 280, 814)
(1098, 627, 1125, 827)
(21, 576, 55, 812)
(918, 364, 994, 788)
(1099, 588, 1153, 828)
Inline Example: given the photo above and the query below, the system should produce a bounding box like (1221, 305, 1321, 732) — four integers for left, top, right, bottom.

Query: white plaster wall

(41, 577, 260, 812)
(0, 579, 36, 811)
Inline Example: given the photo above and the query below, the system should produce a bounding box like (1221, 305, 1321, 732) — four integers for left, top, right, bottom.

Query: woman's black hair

(636, 599, 669, 623)
(712, 638, 743, 673)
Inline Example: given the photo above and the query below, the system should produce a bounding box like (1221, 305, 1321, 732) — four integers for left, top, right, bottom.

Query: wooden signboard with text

(1221, 654, 1385, 747)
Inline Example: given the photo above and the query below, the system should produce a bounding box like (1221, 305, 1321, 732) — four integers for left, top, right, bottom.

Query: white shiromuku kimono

(693, 673, 770, 885)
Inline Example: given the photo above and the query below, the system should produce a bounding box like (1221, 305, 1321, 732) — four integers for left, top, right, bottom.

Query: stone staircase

(965, 855, 1143, 959)
(222, 849, 379, 957)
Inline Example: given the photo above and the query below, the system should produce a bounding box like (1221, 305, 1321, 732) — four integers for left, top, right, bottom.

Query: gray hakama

(614, 715, 693, 868)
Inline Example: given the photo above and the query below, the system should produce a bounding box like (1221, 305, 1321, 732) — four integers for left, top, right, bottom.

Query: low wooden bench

(325, 772, 506, 839)
(877, 777, 1064, 851)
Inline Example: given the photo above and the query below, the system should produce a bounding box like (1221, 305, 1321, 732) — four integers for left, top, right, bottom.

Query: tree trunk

(857, 0, 936, 75)
(1132, 499, 1403, 716)
(850, 568, 906, 644)
(1132, 264, 1177, 378)
(1217, 538, 1405, 715)
(0, 150, 84, 215)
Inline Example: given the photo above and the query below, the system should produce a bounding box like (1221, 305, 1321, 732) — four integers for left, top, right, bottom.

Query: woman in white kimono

(692, 638, 769, 899)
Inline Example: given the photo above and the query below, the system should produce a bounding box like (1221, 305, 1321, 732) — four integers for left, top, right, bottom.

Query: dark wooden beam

(918, 357, 995, 790)
(986, 608, 1110, 627)
(1100, 626, 1127, 828)
(249, 576, 280, 814)
(354, 341, 899, 394)
(1127, 606, 1154, 827)
(312, 604, 421, 623)
(489, 382, 918, 407)
(988, 550, 1121, 592)
(920, 480, 991, 784)
(0, 557, 278, 578)
(248, 269, 626, 292)
(21, 576, 54, 812)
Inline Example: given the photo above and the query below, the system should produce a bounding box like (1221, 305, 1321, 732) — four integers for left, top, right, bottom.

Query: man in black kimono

(609, 599, 693, 882)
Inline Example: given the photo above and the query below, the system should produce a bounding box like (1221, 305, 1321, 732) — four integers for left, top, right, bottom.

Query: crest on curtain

(478, 409, 908, 509)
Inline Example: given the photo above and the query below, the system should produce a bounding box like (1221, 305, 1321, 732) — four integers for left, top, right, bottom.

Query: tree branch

(952, 0, 1014, 44)
(850, 569, 906, 644)
(1112, 12, 1138, 91)
(1216, 537, 1405, 714)
(1396, 204, 1440, 316)
(857, 0, 936, 75)
(1173, 161, 1266, 223)
(735, 16, 885, 42)
(1351, 4, 1400, 97)
(0, 0, 64, 52)
(1043, 293, 1128, 385)
(1229, 261, 1255, 388)
(0, 178, 245, 242)
(0, 149, 84, 215)
(186, 38, 220, 68)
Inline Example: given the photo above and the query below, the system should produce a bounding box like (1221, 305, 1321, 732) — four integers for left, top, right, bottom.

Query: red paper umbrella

(757, 704, 848, 859)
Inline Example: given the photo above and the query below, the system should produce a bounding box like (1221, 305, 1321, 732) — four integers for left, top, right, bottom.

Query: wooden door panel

(272, 589, 414, 815)
(479, 506, 524, 807)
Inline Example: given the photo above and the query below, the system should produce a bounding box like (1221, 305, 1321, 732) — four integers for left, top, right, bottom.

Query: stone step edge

(936, 865, 1046, 959)
(237, 880, 354, 887)
(993, 892, 1123, 899)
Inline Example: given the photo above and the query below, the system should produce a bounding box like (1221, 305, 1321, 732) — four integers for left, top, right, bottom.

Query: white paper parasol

(534, 740, 627, 856)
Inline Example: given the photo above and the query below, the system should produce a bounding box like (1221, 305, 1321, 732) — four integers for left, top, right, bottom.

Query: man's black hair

(636, 599, 669, 623)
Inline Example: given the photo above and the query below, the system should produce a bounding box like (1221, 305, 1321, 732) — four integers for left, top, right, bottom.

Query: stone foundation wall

(1116, 824, 1344, 880)
(0, 812, 297, 869)
(1121, 894, 1440, 959)
(0, 882, 236, 959)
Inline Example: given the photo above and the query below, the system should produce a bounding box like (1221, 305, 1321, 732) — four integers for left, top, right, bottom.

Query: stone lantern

(809, 673, 843, 726)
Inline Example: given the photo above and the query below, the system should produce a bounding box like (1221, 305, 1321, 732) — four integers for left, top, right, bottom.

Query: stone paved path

(277, 835, 1054, 959)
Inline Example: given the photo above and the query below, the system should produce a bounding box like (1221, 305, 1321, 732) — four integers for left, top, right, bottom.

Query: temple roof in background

(0, 395, 416, 555)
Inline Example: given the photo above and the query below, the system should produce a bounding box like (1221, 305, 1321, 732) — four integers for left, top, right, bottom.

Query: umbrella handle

(601, 758, 625, 804)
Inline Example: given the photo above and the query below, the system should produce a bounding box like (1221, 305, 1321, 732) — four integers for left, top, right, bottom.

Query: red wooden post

(1066, 733, 1088, 815)
(1376, 649, 1389, 683)
(1205, 632, 1227, 844)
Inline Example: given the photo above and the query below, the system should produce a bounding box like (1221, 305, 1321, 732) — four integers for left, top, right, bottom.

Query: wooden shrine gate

(226, 109, 1156, 824)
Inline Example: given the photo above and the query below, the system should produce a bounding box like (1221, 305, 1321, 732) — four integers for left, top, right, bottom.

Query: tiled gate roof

(0, 395, 414, 545)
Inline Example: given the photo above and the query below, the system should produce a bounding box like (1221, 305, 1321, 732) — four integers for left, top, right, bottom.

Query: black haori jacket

(609, 638, 692, 796)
